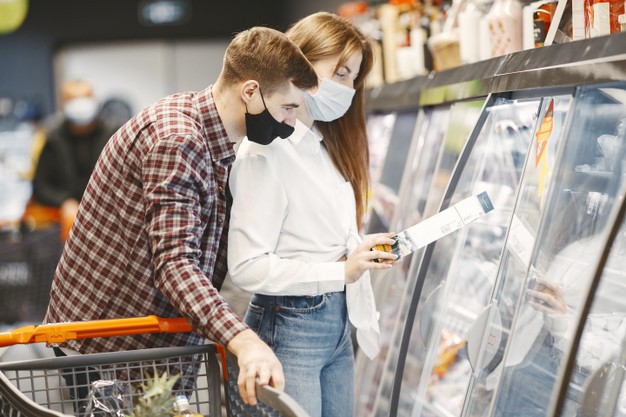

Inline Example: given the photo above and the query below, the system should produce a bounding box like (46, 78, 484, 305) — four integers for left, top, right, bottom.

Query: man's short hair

(222, 26, 317, 95)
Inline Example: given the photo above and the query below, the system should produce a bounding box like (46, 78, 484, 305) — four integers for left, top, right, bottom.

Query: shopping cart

(0, 315, 310, 417)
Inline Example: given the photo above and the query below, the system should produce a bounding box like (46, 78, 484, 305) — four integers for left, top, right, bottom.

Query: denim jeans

(245, 290, 355, 417)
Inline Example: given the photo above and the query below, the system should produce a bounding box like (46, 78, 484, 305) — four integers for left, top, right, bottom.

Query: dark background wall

(0, 0, 344, 118)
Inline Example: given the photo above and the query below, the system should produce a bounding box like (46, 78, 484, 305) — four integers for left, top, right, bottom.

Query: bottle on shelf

(459, 0, 493, 63)
(585, 0, 625, 36)
(481, 0, 523, 57)
(173, 395, 202, 417)
(533, 0, 558, 47)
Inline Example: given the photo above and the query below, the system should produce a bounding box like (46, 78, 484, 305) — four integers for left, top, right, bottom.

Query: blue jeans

(244, 290, 355, 417)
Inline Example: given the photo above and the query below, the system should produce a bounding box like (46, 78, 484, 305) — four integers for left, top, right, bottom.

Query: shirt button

(218, 186, 224, 192)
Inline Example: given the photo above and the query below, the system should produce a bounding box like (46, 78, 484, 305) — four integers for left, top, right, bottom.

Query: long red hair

(286, 12, 374, 229)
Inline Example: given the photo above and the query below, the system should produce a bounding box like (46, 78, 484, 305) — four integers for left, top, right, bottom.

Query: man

(32, 79, 117, 240)
(43, 26, 318, 406)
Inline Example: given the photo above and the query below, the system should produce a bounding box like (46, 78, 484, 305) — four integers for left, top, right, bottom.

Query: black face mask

(245, 89, 295, 145)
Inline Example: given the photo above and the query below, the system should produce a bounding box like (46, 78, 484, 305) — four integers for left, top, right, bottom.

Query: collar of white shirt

(288, 119, 323, 154)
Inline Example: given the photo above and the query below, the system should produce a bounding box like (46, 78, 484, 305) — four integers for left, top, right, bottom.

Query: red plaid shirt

(44, 86, 248, 353)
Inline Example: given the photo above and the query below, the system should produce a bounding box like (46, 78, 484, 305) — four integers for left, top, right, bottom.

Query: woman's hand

(345, 233, 397, 283)
(527, 278, 567, 315)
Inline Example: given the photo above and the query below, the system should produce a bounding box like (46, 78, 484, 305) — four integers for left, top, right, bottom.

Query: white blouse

(228, 120, 380, 358)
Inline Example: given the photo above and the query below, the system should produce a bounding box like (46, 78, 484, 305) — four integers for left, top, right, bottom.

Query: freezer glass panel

(492, 83, 626, 417)
(396, 97, 541, 417)
(356, 106, 445, 417)
(366, 111, 419, 233)
(556, 212, 626, 417)
(462, 95, 573, 417)
(356, 100, 484, 417)
(546, 85, 626, 417)
(366, 112, 398, 232)
(368, 100, 485, 417)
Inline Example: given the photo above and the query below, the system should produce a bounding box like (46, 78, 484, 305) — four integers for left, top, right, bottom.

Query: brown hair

(222, 26, 317, 95)
(286, 12, 374, 229)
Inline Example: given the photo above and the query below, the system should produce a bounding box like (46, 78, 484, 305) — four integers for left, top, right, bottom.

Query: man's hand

(345, 233, 397, 284)
(227, 329, 284, 406)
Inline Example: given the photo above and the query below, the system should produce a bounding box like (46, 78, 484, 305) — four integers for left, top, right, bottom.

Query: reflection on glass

(492, 84, 626, 417)
(365, 100, 484, 417)
(551, 88, 626, 417)
(557, 221, 626, 417)
(395, 97, 540, 417)
(463, 95, 573, 417)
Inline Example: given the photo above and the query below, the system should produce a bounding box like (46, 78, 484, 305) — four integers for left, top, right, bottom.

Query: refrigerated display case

(357, 32, 626, 417)
(355, 100, 485, 417)
(552, 186, 626, 417)
(461, 94, 573, 417)
(485, 83, 626, 417)
(365, 110, 419, 234)
(393, 95, 542, 417)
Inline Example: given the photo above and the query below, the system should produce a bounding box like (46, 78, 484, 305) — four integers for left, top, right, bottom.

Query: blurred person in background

(31, 79, 117, 240)
(43, 26, 318, 407)
(228, 12, 396, 417)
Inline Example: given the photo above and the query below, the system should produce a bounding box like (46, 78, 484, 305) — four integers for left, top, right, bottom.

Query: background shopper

(32, 79, 118, 240)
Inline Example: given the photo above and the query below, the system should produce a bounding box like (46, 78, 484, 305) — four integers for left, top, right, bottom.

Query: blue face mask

(245, 89, 294, 145)
(304, 78, 355, 122)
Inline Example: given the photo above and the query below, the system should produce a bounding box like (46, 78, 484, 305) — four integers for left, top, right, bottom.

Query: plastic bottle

(533, 1, 557, 47)
(173, 395, 202, 417)
(481, 0, 523, 57)
(459, 0, 489, 63)
(587, 0, 625, 36)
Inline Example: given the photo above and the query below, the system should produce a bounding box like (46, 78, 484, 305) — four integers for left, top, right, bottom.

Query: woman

(228, 12, 397, 417)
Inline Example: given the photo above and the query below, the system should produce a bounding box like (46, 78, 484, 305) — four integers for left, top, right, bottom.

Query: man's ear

(241, 80, 260, 105)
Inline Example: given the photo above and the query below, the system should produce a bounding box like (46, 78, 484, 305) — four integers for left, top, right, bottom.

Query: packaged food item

(173, 395, 202, 417)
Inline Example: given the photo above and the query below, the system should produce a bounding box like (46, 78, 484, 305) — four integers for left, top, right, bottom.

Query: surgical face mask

(245, 90, 294, 145)
(64, 97, 100, 126)
(304, 78, 356, 122)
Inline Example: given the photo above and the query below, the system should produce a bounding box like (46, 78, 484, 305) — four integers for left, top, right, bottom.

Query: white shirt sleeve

(228, 152, 345, 295)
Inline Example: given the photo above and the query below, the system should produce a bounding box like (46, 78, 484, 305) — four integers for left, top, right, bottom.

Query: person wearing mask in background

(32, 79, 117, 240)
(43, 26, 318, 407)
(228, 12, 397, 417)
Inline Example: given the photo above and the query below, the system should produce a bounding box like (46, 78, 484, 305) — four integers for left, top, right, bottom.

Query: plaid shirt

(44, 86, 249, 354)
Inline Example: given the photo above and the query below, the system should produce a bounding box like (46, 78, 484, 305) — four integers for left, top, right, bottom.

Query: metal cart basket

(0, 316, 310, 417)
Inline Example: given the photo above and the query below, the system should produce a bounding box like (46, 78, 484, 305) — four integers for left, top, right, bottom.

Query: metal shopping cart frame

(0, 316, 310, 417)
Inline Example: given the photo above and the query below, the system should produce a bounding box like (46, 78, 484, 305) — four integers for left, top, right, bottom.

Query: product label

(374, 191, 494, 260)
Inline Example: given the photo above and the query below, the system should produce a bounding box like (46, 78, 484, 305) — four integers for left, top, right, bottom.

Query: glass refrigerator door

(554, 199, 626, 417)
(394, 97, 542, 417)
(490, 83, 626, 417)
(366, 110, 419, 234)
(356, 100, 484, 417)
(461, 95, 573, 417)
(366, 99, 486, 417)
(365, 111, 398, 232)
(356, 106, 438, 417)
(517, 83, 626, 417)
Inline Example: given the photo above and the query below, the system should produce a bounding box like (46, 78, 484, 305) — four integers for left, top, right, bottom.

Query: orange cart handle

(0, 315, 192, 347)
